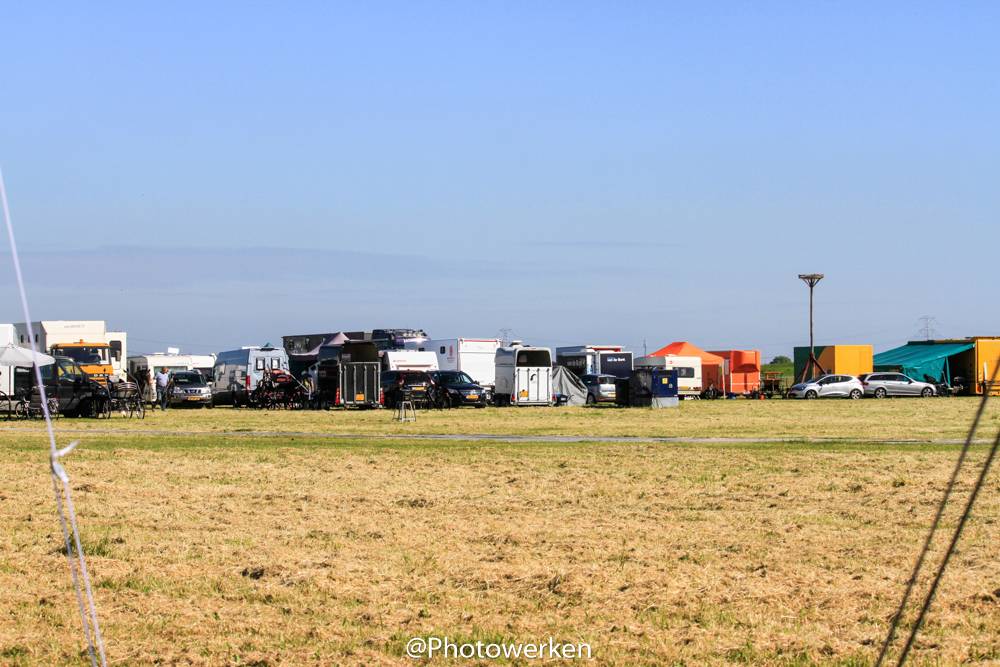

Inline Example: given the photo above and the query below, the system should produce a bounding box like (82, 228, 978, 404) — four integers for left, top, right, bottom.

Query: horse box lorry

(13, 320, 127, 382)
(405, 338, 501, 391)
(211, 346, 289, 406)
(555, 345, 633, 378)
(494, 343, 553, 406)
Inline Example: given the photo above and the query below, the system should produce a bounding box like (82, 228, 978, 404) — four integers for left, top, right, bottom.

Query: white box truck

(406, 338, 502, 389)
(634, 355, 702, 397)
(494, 343, 553, 406)
(13, 321, 127, 382)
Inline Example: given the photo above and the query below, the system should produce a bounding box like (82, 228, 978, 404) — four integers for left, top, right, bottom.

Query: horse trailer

(494, 344, 553, 406)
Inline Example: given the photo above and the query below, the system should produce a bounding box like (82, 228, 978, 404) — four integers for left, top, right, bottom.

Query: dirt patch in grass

(1, 434, 998, 665)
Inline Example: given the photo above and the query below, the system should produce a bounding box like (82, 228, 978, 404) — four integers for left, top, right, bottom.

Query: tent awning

(873, 342, 974, 382)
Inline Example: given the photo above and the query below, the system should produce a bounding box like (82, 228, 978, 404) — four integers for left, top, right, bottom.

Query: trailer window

(675, 367, 695, 378)
(255, 358, 265, 371)
(109, 340, 122, 361)
(516, 350, 551, 367)
(271, 358, 281, 369)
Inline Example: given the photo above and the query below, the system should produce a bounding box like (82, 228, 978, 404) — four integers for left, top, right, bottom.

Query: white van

(494, 344, 552, 406)
(211, 346, 289, 406)
(634, 355, 702, 396)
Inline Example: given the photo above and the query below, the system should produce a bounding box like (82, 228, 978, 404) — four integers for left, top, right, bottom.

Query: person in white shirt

(155, 367, 171, 411)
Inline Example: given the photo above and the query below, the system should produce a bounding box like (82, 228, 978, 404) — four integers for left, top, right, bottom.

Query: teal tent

(873, 342, 974, 383)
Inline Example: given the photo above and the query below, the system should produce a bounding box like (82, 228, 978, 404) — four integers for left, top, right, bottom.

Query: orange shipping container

(710, 349, 762, 394)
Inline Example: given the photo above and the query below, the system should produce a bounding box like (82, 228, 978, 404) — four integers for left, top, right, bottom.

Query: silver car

(859, 372, 936, 398)
(581, 374, 618, 404)
(787, 374, 863, 399)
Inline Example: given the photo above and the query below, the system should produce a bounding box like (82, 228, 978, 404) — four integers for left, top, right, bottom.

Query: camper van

(128, 351, 217, 402)
(13, 321, 127, 381)
(556, 345, 633, 378)
(404, 338, 501, 391)
(494, 344, 553, 406)
(211, 346, 289, 406)
(381, 350, 439, 372)
(634, 355, 703, 397)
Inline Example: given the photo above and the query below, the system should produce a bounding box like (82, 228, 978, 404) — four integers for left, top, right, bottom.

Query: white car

(787, 374, 863, 400)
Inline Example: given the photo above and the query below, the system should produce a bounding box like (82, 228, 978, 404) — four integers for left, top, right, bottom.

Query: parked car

(858, 372, 936, 398)
(37, 355, 110, 417)
(170, 370, 213, 407)
(787, 374, 863, 399)
(428, 370, 487, 408)
(580, 374, 617, 404)
(382, 370, 434, 408)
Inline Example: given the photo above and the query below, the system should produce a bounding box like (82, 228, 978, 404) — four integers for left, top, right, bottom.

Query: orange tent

(649, 341, 724, 391)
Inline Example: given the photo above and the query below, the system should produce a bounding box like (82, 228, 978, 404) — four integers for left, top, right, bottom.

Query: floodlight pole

(798, 273, 826, 382)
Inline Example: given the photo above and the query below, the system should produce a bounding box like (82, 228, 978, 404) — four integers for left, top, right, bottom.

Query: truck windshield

(58, 347, 109, 364)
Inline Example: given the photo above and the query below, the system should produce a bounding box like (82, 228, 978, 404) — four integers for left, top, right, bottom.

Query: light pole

(798, 273, 825, 382)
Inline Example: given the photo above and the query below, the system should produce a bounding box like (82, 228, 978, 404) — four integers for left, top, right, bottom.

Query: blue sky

(2, 2, 997, 357)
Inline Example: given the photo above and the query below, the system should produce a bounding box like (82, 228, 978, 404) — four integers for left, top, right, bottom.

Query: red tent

(648, 341, 724, 391)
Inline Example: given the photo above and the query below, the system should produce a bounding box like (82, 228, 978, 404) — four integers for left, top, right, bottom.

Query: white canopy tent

(0, 343, 55, 367)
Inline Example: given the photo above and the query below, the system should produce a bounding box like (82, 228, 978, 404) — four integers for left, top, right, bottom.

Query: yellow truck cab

(48, 341, 114, 385)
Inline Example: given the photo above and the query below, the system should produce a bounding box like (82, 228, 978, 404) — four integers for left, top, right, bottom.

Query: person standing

(155, 367, 171, 411)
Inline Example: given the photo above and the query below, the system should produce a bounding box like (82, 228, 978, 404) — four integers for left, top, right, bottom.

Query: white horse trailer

(494, 344, 552, 406)
(634, 355, 703, 396)
(405, 338, 502, 389)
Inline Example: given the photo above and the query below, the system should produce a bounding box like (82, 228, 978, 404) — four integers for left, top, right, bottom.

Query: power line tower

(917, 315, 938, 341)
(499, 328, 514, 347)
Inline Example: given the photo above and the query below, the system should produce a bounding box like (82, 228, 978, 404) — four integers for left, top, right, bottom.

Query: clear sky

(2, 2, 997, 357)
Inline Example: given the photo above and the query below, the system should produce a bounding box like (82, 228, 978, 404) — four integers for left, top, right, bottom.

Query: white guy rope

(1, 168, 108, 666)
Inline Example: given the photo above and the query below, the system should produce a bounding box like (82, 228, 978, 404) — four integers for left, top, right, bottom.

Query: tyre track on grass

(0, 426, 989, 446)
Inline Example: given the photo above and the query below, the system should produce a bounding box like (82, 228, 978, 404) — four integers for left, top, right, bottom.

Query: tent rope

(1, 169, 108, 667)
(876, 362, 998, 666)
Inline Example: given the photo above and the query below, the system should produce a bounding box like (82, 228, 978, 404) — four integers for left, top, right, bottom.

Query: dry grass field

(1, 400, 999, 665)
(6, 396, 1000, 442)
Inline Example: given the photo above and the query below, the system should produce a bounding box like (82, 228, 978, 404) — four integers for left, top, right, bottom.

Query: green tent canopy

(873, 342, 974, 383)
